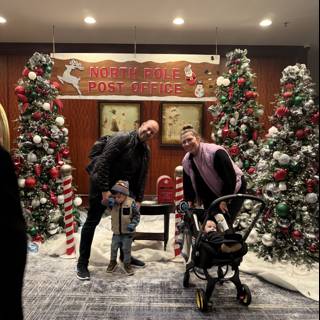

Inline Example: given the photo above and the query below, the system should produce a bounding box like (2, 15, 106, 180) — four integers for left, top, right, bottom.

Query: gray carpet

(23, 254, 319, 320)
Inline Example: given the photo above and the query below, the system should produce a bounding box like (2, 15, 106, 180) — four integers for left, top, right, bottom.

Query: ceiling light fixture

(259, 19, 272, 27)
(173, 17, 184, 25)
(0, 16, 7, 24)
(84, 16, 96, 24)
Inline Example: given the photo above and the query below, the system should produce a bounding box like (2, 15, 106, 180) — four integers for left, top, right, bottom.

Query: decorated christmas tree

(209, 49, 264, 192)
(12, 52, 82, 242)
(252, 63, 319, 265)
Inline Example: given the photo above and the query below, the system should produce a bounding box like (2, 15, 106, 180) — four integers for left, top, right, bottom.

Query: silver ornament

(262, 233, 274, 247)
(243, 199, 254, 210)
(305, 193, 318, 204)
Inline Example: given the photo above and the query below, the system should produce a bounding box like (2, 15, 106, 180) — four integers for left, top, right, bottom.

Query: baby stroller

(178, 194, 266, 312)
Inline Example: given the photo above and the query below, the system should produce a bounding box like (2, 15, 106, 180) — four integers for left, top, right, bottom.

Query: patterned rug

(23, 254, 319, 320)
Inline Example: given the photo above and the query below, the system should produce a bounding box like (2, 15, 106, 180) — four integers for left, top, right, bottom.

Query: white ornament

(302, 206, 308, 211)
(240, 124, 247, 131)
(217, 129, 222, 137)
(27, 152, 37, 163)
(262, 233, 274, 247)
(62, 128, 69, 136)
(278, 153, 290, 165)
(40, 197, 47, 204)
(278, 182, 287, 191)
(305, 193, 318, 204)
(216, 76, 224, 86)
(268, 126, 279, 136)
(57, 195, 65, 204)
(18, 178, 25, 188)
(33, 135, 42, 144)
(42, 102, 51, 111)
(256, 109, 264, 117)
(248, 140, 255, 147)
(257, 160, 268, 171)
(273, 151, 282, 160)
(74, 197, 83, 207)
(47, 148, 54, 155)
(55, 116, 65, 126)
(222, 78, 230, 86)
(28, 71, 37, 80)
(247, 228, 259, 244)
(31, 199, 40, 208)
(229, 117, 236, 126)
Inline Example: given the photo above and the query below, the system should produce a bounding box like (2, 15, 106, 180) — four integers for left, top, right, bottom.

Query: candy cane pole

(61, 164, 76, 258)
(174, 165, 184, 256)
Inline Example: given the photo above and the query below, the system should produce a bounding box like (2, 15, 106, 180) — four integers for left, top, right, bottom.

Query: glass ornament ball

(276, 203, 289, 217)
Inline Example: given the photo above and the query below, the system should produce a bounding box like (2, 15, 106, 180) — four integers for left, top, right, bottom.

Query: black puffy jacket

(87, 131, 150, 202)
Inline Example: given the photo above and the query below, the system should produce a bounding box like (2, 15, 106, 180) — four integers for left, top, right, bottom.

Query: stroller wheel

(237, 284, 252, 306)
(183, 272, 190, 288)
(195, 288, 208, 312)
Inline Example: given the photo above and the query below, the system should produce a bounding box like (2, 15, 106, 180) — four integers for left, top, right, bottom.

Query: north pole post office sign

(51, 53, 220, 101)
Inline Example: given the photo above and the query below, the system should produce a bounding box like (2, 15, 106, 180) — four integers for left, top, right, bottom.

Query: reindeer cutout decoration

(57, 59, 84, 95)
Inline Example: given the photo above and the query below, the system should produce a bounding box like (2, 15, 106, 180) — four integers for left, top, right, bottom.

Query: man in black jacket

(77, 120, 159, 280)
(0, 145, 27, 319)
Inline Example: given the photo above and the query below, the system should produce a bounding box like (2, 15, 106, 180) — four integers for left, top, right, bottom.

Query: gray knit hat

(111, 180, 129, 196)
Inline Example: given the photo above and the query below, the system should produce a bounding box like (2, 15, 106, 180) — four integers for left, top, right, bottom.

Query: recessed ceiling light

(84, 16, 96, 24)
(0, 16, 7, 24)
(173, 17, 184, 25)
(260, 19, 272, 27)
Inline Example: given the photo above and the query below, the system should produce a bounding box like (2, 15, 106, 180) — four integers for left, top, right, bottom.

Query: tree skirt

(38, 214, 319, 301)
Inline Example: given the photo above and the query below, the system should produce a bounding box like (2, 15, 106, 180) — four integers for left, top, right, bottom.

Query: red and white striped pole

(174, 165, 184, 257)
(61, 164, 76, 257)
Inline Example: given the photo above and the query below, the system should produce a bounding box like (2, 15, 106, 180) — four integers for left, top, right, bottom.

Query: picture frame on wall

(160, 102, 204, 146)
(99, 102, 141, 136)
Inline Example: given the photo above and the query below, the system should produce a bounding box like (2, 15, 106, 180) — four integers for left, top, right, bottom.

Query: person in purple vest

(180, 125, 246, 226)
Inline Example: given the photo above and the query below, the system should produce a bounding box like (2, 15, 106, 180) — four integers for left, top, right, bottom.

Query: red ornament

(308, 243, 317, 253)
(32, 111, 42, 121)
(275, 106, 289, 118)
(237, 77, 246, 86)
(229, 145, 240, 156)
(273, 168, 288, 181)
(22, 67, 30, 77)
(252, 130, 258, 141)
(228, 130, 238, 139)
(21, 103, 29, 113)
(15, 86, 25, 95)
(310, 112, 319, 124)
(50, 191, 58, 206)
(306, 179, 316, 193)
(246, 108, 254, 115)
(51, 81, 61, 90)
(291, 230, 303, 240)
(34, 67, 44, 76)
(34, 164, 42, 177)
(42, 184, 49, 191)
(25, 176, 37, 189)
(247, 167, 256, 175)
(32, 234, 44, 243)
(284, 83, 295, 91)
(62, 148, 70, 158)
(283, 91, 293, 99)
(49, 167, 60, 179)
(244, 91, 255, 100)
(295, 129, 305, 140)
(235, 59, 241, 65)
(228, 87, 234, 100)
(49, 141, 58, 149)
(17, 94, 28, 103)
(280, 227, 289, 234)
(222, 122, 229, 139)
(53, 99, 64, 113)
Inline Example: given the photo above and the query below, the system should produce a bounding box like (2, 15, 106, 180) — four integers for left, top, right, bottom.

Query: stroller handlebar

(207, 194, 266, 242)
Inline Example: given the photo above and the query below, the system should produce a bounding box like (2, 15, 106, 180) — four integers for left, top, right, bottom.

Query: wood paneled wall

(0, 44, 308, 197)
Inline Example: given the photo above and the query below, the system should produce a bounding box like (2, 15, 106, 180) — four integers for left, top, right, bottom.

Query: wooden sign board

(51, 53, 220, 101)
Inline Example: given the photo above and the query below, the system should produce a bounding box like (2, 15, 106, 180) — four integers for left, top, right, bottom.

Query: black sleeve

(214, 149, 236, 196)
(94, 133, 131, 191)
(183, 169, 196, 202)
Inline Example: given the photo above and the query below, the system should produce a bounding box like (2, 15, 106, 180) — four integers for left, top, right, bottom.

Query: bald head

(138, 120, 159, 142)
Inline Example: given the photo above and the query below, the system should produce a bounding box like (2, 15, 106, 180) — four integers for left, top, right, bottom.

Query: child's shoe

(123, 263, 134, 276)
(106, 260, 117, 273)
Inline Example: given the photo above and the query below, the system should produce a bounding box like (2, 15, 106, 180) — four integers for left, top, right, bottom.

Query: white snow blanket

(38, 212, 319, 301)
